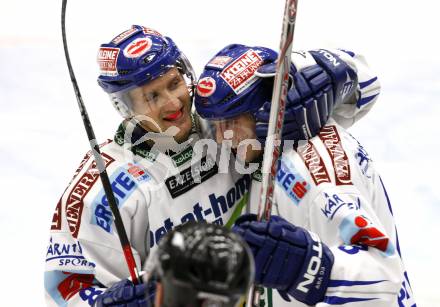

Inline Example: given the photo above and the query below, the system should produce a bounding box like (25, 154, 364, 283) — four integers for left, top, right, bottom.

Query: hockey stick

(247, 0, 299, 305)
(258, 0, 298, 221)
(61, 0, 141, 285)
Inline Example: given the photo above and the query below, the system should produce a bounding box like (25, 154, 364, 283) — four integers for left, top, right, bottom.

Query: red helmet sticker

(97, 47, 120, 77)
(197, 77, 216, 97)
(123, 38, 152, 59)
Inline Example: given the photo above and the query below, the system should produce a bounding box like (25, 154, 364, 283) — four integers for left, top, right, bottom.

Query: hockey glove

(94, 278, 155, 307)
(232, 214, 334, 305)
(254, 49, 358, 143)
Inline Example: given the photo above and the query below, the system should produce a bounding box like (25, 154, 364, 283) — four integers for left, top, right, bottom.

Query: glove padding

(94, 279, 154, 307)
(232, 214, 334, 305)
(255, 49, 357, 144)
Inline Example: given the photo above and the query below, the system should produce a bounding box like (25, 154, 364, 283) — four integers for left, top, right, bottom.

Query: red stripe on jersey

(50, 199, 62, 230)
(58, 272, 94, 301)
(65, 152, 115, 238)
(298, 141, 331, 185)
(319, 126, 352, 185)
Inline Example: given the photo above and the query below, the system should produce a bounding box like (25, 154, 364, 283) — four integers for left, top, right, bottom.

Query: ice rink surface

(0, 0, 439, 305)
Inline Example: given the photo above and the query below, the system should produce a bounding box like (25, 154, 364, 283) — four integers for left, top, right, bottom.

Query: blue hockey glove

(254, 49, 358, 143)
(94, 279, 155, 307)
(232, 214, 334, 305)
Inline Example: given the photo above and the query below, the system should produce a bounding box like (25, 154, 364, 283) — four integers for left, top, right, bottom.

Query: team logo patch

(97, 47, 120, 77)
(111, 27, 139, 45)
(197, 77, 216, 97)
(126, 163, 151, 182)
(207, 56, 233, 69)
(276, 159, 310, 205)
(220, 49, 263, 94)
(123, 37, 152, 58)
(165, 155, 218, 198)
(339, 213, 395, 256)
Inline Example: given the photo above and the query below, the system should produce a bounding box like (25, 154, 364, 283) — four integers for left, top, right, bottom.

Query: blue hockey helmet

(195, 44, 277, 120)
(97, 25, 195, 118)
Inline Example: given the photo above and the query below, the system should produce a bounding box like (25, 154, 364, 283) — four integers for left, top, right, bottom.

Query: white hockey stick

(247, 0, 299, 305)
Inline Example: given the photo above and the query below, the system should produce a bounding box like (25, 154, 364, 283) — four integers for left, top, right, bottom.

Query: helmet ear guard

(110, 93, 133, 118)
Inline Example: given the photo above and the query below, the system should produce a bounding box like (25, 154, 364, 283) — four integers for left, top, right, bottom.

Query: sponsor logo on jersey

(276, 159, 310, 205)
(207, 56, 233, 69)
(321, 193, 361, 220)
(165, 155, 218, 198)
(197, 77, 217, 97)
(220, 49, 263, 94)
(91, 167, 138, 233)
(123, 37, 152, 59)
(298, 141, 331, 185)
(150, 174, 251, 247)
(66, 153, 115, 239)
(97, 47, 120, 77)
(339, 213, 394, 255)
(319, 126, 352, 185)
(111, 26, 139, 45)
(126, 163, 151, 182)
(51, 199, 62, 230)
(46, 237, 96, 269)
(171, 146, 193, 167)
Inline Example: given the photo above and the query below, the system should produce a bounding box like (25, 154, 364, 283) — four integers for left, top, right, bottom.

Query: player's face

(128, 67, 192, 143)
(214, 113, 262, 162)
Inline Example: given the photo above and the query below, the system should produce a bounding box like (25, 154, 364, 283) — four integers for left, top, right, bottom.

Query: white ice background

(0, 0, 439, 305)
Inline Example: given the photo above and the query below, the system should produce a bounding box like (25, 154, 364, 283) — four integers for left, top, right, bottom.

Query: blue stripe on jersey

(324, 296, 378, 304)
(357, 94, 379, 108)
(379, 176, 403, 257)
(328, 279, 386, 287)
(359, 77, 378, 89)
(379, 176, 394, 215)
(339, 49, 355, 57)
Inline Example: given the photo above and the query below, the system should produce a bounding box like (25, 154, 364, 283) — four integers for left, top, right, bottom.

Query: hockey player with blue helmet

(45, 24, 390, 307)
(195, 44, 416, 306)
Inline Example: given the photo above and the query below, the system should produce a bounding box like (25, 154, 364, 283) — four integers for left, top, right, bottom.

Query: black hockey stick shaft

(61, 0, 140, 285)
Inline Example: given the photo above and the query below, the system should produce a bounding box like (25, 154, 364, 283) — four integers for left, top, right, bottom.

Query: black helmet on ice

(154, 222, 254, 307)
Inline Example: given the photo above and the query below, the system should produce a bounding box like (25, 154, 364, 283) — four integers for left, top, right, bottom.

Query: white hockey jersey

(45, 48, 387, 306)
(249, 121, 416, 307)
(45, 117, 252, 306)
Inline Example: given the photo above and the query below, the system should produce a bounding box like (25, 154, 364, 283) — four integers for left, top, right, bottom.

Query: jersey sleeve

(44, 149, 151, 307)
(330, 49, 381, 129)
(309, 186, 404, 306)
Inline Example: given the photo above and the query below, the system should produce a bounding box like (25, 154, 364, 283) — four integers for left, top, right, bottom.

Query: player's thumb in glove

(232, 214, 334, 305)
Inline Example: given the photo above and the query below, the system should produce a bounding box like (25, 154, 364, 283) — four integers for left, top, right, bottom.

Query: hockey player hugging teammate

(194, 44, 416, 306)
